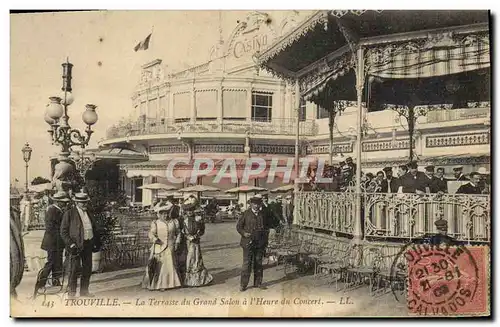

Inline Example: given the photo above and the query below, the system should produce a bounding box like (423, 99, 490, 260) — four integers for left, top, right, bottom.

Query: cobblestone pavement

(15, 221, 407, 317)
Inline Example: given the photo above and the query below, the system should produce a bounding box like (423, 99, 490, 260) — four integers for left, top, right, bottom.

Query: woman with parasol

(142, 204, 182, 291)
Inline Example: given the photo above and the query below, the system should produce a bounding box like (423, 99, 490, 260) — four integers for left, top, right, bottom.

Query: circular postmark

(390, 234, 480, 316)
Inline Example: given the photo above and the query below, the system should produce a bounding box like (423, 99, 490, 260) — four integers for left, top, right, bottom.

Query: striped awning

(366, 32, 490, 79)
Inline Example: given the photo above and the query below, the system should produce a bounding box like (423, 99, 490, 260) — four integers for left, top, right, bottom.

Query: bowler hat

(250, 194, 263, 203)
(382, 167, 393, 172)
(50, 191, 70, 202)
(453, 166, 463, 171)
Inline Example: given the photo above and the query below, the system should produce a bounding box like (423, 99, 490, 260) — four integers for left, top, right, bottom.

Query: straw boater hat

(50, 191, 70, 202)
(477, 167, 490, 175)
(250, 194, 263, 203)
(72, 191, 90, 203)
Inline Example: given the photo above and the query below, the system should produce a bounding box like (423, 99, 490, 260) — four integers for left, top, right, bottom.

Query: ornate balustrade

(294, 192, 490, 243)
(425, 106, 490, 123)
(106, 117, 317, 139)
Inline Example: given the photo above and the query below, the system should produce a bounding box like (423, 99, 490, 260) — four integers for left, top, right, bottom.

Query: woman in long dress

(182, 200, 213, 287)
(142, 205, 182, 291)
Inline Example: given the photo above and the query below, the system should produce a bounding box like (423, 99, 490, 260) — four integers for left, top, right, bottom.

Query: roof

(258, 10, 489, 77)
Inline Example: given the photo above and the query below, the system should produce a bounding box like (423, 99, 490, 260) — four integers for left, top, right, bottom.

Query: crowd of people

(304, 156, 491, 195)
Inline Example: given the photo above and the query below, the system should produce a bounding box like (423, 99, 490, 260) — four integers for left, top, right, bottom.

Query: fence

(106, 117, 317, 139)
(294, 192, 490, 243)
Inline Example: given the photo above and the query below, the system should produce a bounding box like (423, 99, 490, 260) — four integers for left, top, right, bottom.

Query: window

(251, 92, 273, 122)
(299, 99, 307, 122)
(316, 104, 329, 119)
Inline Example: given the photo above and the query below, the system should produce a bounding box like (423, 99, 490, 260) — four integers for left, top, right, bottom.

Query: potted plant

(86, 185, 119, 272)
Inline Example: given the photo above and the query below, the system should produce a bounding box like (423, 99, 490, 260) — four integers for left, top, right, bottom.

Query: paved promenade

(14, 222, 407, 317)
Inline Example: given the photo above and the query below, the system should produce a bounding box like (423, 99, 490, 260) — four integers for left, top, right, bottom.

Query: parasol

(138, 183, 178, 203)
(270, 184, 294, 193)
(225, 185, 267, 208)
(178, 185, 220, 200)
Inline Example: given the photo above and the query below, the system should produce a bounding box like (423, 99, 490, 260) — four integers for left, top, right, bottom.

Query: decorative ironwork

(251, 144, 295, 154)
(362, 138, 414, 152)
(426, 132, 490, 148)
(295, 191, 490, 243)
(194, 144, 245, 153)
(149, 144, 188, 154)
(363, 193, 490, 243)
(308, 143, 353, 155)
(106, 118, 318, 140)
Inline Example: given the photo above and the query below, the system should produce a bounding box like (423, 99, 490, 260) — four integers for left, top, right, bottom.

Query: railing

(294, 192, 490, 243)
(425, 106, 490, 123)
(106, 117, 317, 139)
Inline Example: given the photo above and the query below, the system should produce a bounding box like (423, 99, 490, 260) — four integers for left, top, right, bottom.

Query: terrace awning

(257, 10, 490, 109)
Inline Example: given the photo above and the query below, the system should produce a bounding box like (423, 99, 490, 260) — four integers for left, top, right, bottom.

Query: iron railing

(425, 106, 490, 123)
(106, 117, 317, 139)
(294, 192, 490, 243)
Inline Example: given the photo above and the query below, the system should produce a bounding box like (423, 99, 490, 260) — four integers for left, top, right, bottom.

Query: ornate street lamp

(70, 150, 97, 181)
(21, 142, 32, 192)
(44, 59, 98, 194)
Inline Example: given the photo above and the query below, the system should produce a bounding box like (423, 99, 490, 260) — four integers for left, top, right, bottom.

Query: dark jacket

(236, 209, 269, 249)
(399, 172, 428, 193)
(435, 177, 449, 193)
(41, 204, 66, 251)
(456, 182, 482, 195)
(60, 206, 100, 253)
(380, 178, 399, 193)
(267, 202, 283, 227)
(456, 174, 469, 181)
(169, 204, 180, 219)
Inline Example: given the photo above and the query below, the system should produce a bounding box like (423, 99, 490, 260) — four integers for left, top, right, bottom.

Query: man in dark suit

(34, 191, 70, 296)
(456, 172, 482, 194)
(380, 167, 399, 193)
(435, 167, 449, 193)
(60, 191, 100, 298)
(453, 166, 469, 181)
(423, 165, 441, 193)
(398, 161, 428, 194)
(237, 195, 271, 291)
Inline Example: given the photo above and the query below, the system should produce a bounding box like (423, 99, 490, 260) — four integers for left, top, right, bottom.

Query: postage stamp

(9, 9, 491, 318)
(390, 236, 490, 317)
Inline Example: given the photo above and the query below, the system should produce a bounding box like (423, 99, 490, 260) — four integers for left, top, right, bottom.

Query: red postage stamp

(406, 244, 489, 316)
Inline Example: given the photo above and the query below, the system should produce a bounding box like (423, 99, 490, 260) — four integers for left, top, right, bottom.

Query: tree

(31, 176, 51, 185)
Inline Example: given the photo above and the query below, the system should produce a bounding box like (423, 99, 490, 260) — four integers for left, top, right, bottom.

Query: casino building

(100, 11, 491, 206)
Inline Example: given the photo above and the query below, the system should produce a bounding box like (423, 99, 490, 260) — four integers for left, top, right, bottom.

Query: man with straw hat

(60, 190, 100, 298)
(34, 191, 70, 296)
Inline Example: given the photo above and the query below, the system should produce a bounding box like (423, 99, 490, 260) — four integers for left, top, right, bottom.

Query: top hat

(72, 191, 90, 202)
(424, 165, 435, 172)
(51, 191, 70, 202)
(383, 167, 393, 172)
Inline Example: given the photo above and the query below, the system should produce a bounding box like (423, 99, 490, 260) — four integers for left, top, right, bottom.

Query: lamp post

(44, 58, 98, 194)
(71, 150, 97, 181)
(21, 142, 32, 192)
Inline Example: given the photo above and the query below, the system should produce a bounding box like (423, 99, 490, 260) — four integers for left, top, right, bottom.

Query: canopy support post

(294, 79, 301, 194)
(354, 46, 365, 242)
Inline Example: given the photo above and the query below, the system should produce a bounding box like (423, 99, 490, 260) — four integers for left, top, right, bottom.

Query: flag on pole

(134, 33, 152, 52)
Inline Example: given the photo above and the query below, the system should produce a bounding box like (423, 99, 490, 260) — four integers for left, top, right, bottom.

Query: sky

(10, 10, 275, 185)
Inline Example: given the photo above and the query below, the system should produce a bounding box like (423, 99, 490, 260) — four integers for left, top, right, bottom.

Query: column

(218, 83, 223, 132)
(190, 86, 196, 122)
(246, 87, 252, 122)
(354, 46, 365, 242)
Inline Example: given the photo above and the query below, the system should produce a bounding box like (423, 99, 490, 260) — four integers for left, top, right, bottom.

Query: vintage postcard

(10, 9, 491, 318)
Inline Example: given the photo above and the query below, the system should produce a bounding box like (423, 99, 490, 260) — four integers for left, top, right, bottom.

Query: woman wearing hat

(142, 204, 182, 291)
(181, 198, 213, 287)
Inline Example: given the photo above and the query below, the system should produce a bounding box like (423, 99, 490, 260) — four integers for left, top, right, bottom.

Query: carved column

(218, 83, 224, 132)
(190, 83, 196, 123)
(246, 87, 252, 122)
